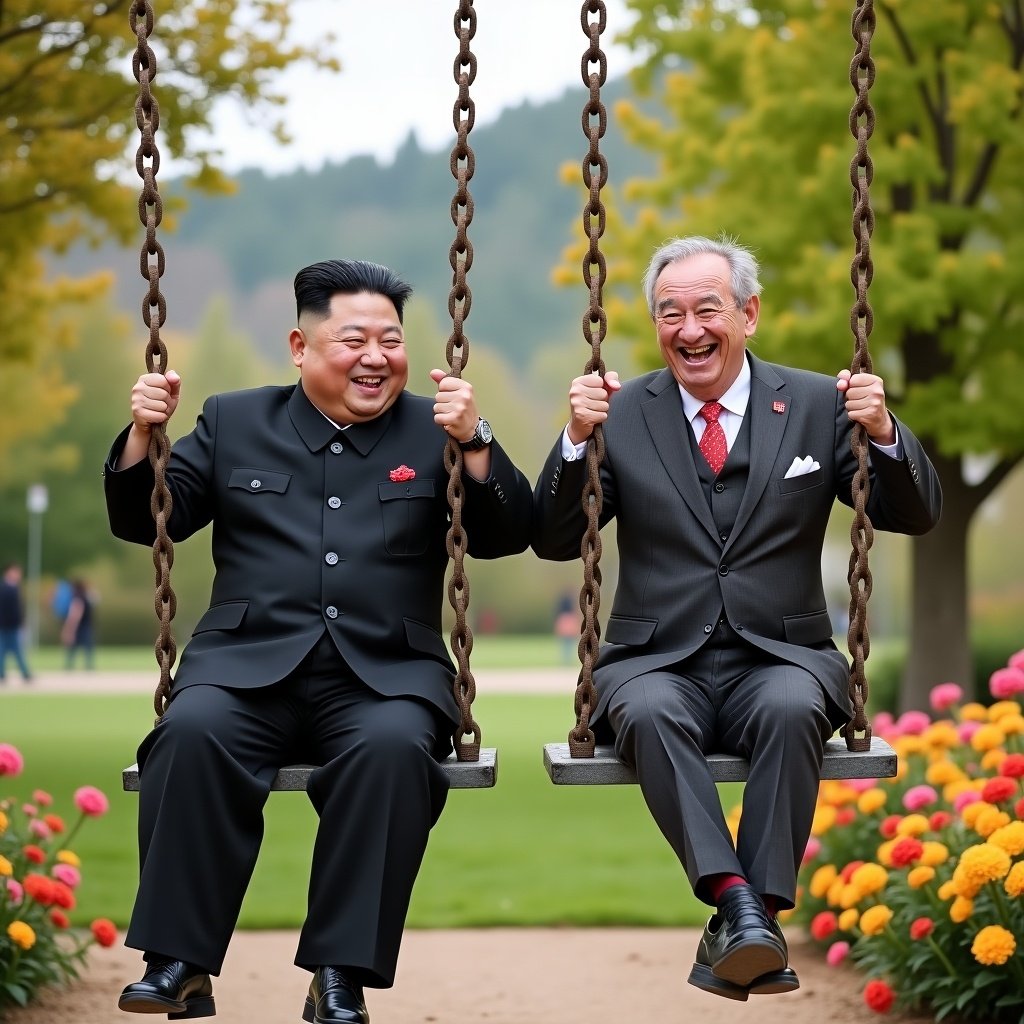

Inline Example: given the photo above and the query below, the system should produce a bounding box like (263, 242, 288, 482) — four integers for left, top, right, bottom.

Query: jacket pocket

(778, 466, 824, 494)
(783, 609, 834, 645)
(228, 468, 291, 495)
(404, 617, 450, 661)
(192, 601, 248, 634)
(379, 479, 436, 556)
(605, 615, 658, 646)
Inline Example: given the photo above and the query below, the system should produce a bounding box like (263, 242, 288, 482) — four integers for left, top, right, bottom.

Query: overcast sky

(205, 0, 637, 173)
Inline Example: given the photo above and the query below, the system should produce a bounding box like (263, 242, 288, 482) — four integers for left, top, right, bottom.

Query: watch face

(478, 419, 493, 444)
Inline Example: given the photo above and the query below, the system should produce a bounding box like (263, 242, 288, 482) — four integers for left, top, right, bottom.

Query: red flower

(1002, 754, 1024, 779)
(890, 836, 924, 867)
(23, 873, 57, 906)
(811, 911, 838, 940)
(864, 979, 895, 1013)
(50, 909, 71, 929)
(388, 464, 416, 483)
(879, 815, 902, 839)
(1016, 797, 1024, 819)
(981, 777, 1018, 804)
(909, 918, 934, 941)
(835, 807, 857, 827)
(840, 859, 865, 882)
(90, 918, 118, 947)
(929, 811, 953, 830)
(43, 813, 66, 833)
(23, 844, 46, 864)
(51, 880, 76, 910)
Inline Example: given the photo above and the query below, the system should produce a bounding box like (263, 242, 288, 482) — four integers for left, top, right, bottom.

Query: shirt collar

(679, 353, 752, 423)
(288, 383, 395, 455)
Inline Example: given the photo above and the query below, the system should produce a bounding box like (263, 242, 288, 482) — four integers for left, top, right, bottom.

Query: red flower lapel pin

(389, 465, 416, 483)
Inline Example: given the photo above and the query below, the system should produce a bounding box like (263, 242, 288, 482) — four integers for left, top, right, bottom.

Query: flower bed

(0, 744, 117, 1011)
(795, 650, 1024, 1021)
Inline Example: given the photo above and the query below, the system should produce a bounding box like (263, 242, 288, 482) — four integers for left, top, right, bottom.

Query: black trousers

(127, 632, 451, 987)
(607, 621, 843, 911)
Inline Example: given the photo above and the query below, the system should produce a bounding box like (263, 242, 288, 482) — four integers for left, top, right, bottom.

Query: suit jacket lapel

(728, 355, 790, 545)
(641, 369, 720, 543)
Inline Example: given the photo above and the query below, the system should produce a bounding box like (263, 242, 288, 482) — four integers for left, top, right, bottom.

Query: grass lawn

(0, 692, 736, 930)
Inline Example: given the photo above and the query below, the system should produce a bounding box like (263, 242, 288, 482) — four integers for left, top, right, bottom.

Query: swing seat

(122, 748, 498, 792)
(543, 736, 896, 785)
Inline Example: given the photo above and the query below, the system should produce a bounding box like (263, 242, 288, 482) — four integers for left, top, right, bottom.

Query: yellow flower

(999, 712, 1024, 735)
(923, 722, 959, 749)
(960, 702, 988, 721)
(950, 896, 974, 922)
(56, 850, 81, 867)
(974, 806, 1011, 838)
(971, 724, 1006, 752)
(876, 839, 896, 867)
(987, 701, 1021, 722)
(0, 854, 12, 876)
(826, 877, 846, 907)
(857, 788, 887, 814)
(980, 749, 1007, 773)
(896, 814, 930, 837)
(972, 925, 1016, 966)
(0, 808, 8, 833)
(1005, 862, 1024, 898)
(859, 904, 893, 935)
(850, 862, 889, 898)
(937, 880, 958, 901)
(838, 908, 859, 931)
(944, 779, 982, 803)
(895, 735, 926, 757)
(6, 921, 36, 950)
(926, 760, 963, 786)
(988, 821, 1024, 856)
(919, 841, 950, 867)
(838, 883, 861, 910)
(907, 866, 936, 889)
(821, 781, 858, 806)
(962, 801, 987, 828)
(811, 804, 837, 835)
(952, 843, 1012, 897)
(809, 864, 838, 899)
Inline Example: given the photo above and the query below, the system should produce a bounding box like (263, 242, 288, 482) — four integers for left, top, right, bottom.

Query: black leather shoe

(301, 966, 369, 1024)
(118, 958, 215, 1018)
(699, 885, 787, 987)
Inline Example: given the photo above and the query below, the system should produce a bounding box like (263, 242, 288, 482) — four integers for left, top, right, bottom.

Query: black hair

(293, 260, 413, 323)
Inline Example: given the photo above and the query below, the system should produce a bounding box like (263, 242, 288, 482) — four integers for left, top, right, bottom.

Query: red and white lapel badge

(389, 464, 416, 482)
(772, 400, 787, 414)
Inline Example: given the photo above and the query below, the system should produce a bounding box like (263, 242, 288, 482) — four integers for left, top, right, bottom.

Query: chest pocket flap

(378, 479, 435, 502)
(228, 468, 291, 494)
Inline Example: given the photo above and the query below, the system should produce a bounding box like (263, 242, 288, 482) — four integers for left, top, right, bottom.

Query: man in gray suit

(533, 236, 940, 1000)
(105, 260, 532, 1023)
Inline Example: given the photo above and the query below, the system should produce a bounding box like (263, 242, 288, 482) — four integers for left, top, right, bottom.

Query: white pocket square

(784, 455, 821, 479)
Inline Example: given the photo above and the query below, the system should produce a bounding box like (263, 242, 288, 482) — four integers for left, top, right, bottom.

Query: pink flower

(29, 818, 52, 840)
(388, 464, 416, 483)
(6, 878, 24, 904)
(954, 790, 982, 813)
(958, 721, 981, 744)
(846, 778, 877, 793)
(51, 863, 81, 889)
(1008, 649, 1024, 672)
(872, 711, 897, 737)
(22, 803, 37, 817)
(802, 836, 822, 864)
(0, 742, 24, 776)
(929, 682, 963, 713)
(73, 786, 109, 817)
(896, 710, 931, 735)
(902, 785, 938, 812)
(826, 941, 851, 966)
(32, 789, 53, 807)
(990, 667, 1024, 699)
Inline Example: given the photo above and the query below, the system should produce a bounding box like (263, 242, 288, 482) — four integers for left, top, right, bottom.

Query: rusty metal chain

(130, 0, 177, 720)
(445, 0, 481, 761)
(843, 0, 877, 752)
(569, 1, 610, 758)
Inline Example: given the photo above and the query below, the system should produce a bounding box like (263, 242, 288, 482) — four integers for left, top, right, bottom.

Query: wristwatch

(458, 417, 493, 452)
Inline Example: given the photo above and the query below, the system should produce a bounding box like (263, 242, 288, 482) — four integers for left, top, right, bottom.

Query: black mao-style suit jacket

(104, 383, 533, 728)
(532, 353, 942, 727)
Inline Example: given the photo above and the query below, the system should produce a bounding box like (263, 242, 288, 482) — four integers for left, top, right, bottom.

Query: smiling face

(652, 252, 759, 402)
(289, 290, 409, 424)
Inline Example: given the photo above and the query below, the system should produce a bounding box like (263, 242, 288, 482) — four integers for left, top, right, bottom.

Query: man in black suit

(533, 236, 941, 1000)
(105, 260, 532, 1022)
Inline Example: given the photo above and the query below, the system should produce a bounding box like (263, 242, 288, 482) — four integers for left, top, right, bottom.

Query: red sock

(762, 895, 779, 917)
(706, 873, 748, 905)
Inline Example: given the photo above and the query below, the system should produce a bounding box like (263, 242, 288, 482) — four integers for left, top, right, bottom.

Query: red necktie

(699, 401, 727, 475)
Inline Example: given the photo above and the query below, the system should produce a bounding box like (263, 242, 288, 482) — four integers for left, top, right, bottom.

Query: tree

(0, 0, 336, 472)
(567, 0, 1024, 707)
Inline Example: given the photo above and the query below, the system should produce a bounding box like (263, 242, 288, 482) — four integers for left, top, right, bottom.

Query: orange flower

(90, 918, 118, 947)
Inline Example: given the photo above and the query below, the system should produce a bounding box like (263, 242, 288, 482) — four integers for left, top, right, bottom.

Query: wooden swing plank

(122, 748, 498, 792)
(543, 736, 896, 786)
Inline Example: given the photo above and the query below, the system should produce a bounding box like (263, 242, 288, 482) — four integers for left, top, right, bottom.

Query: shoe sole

(749, 969, 800, 995)
(118, 993, 216, 1019)
(711, 939, 788, 987)
(687, 963, 748, 1001)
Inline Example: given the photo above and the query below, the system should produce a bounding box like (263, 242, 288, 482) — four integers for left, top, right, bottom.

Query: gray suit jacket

(532, 353, 941, 725)
(105, 384, 533, 725)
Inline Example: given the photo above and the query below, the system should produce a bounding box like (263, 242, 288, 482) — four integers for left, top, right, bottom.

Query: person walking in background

(532, 235, 941, 1000)
(0, 563, 32, 684)
(61, 579, 97, 670)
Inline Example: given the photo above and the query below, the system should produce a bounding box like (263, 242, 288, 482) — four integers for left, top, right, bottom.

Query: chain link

(569, 1, 610, 758)
(843, 0, 877, 753)
(130, 0, 177, 720)
(445, 0, 481, 761)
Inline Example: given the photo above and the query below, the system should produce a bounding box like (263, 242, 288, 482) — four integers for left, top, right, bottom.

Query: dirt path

(9, 928, 936, 1024)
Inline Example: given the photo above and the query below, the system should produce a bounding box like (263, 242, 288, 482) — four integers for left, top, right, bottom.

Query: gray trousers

(607, 622, 839, 910)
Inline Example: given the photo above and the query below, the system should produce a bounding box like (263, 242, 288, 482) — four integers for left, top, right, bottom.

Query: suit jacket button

(719, 564, 729, 576)
(325, 606, 339, 619)
(250, 479, 261, 489)
(325, 552, 339, 566)
(703, 623, 713, 634)
(714, 482, 725, 493)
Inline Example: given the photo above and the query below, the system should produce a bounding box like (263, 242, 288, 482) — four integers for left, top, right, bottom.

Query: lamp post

(26, 483, 48, 651)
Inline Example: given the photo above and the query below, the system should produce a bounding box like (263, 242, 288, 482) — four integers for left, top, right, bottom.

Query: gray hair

(642, 236, 762, 316)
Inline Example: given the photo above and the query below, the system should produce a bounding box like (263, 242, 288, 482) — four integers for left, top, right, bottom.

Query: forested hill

(162, 74, 653, 360)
